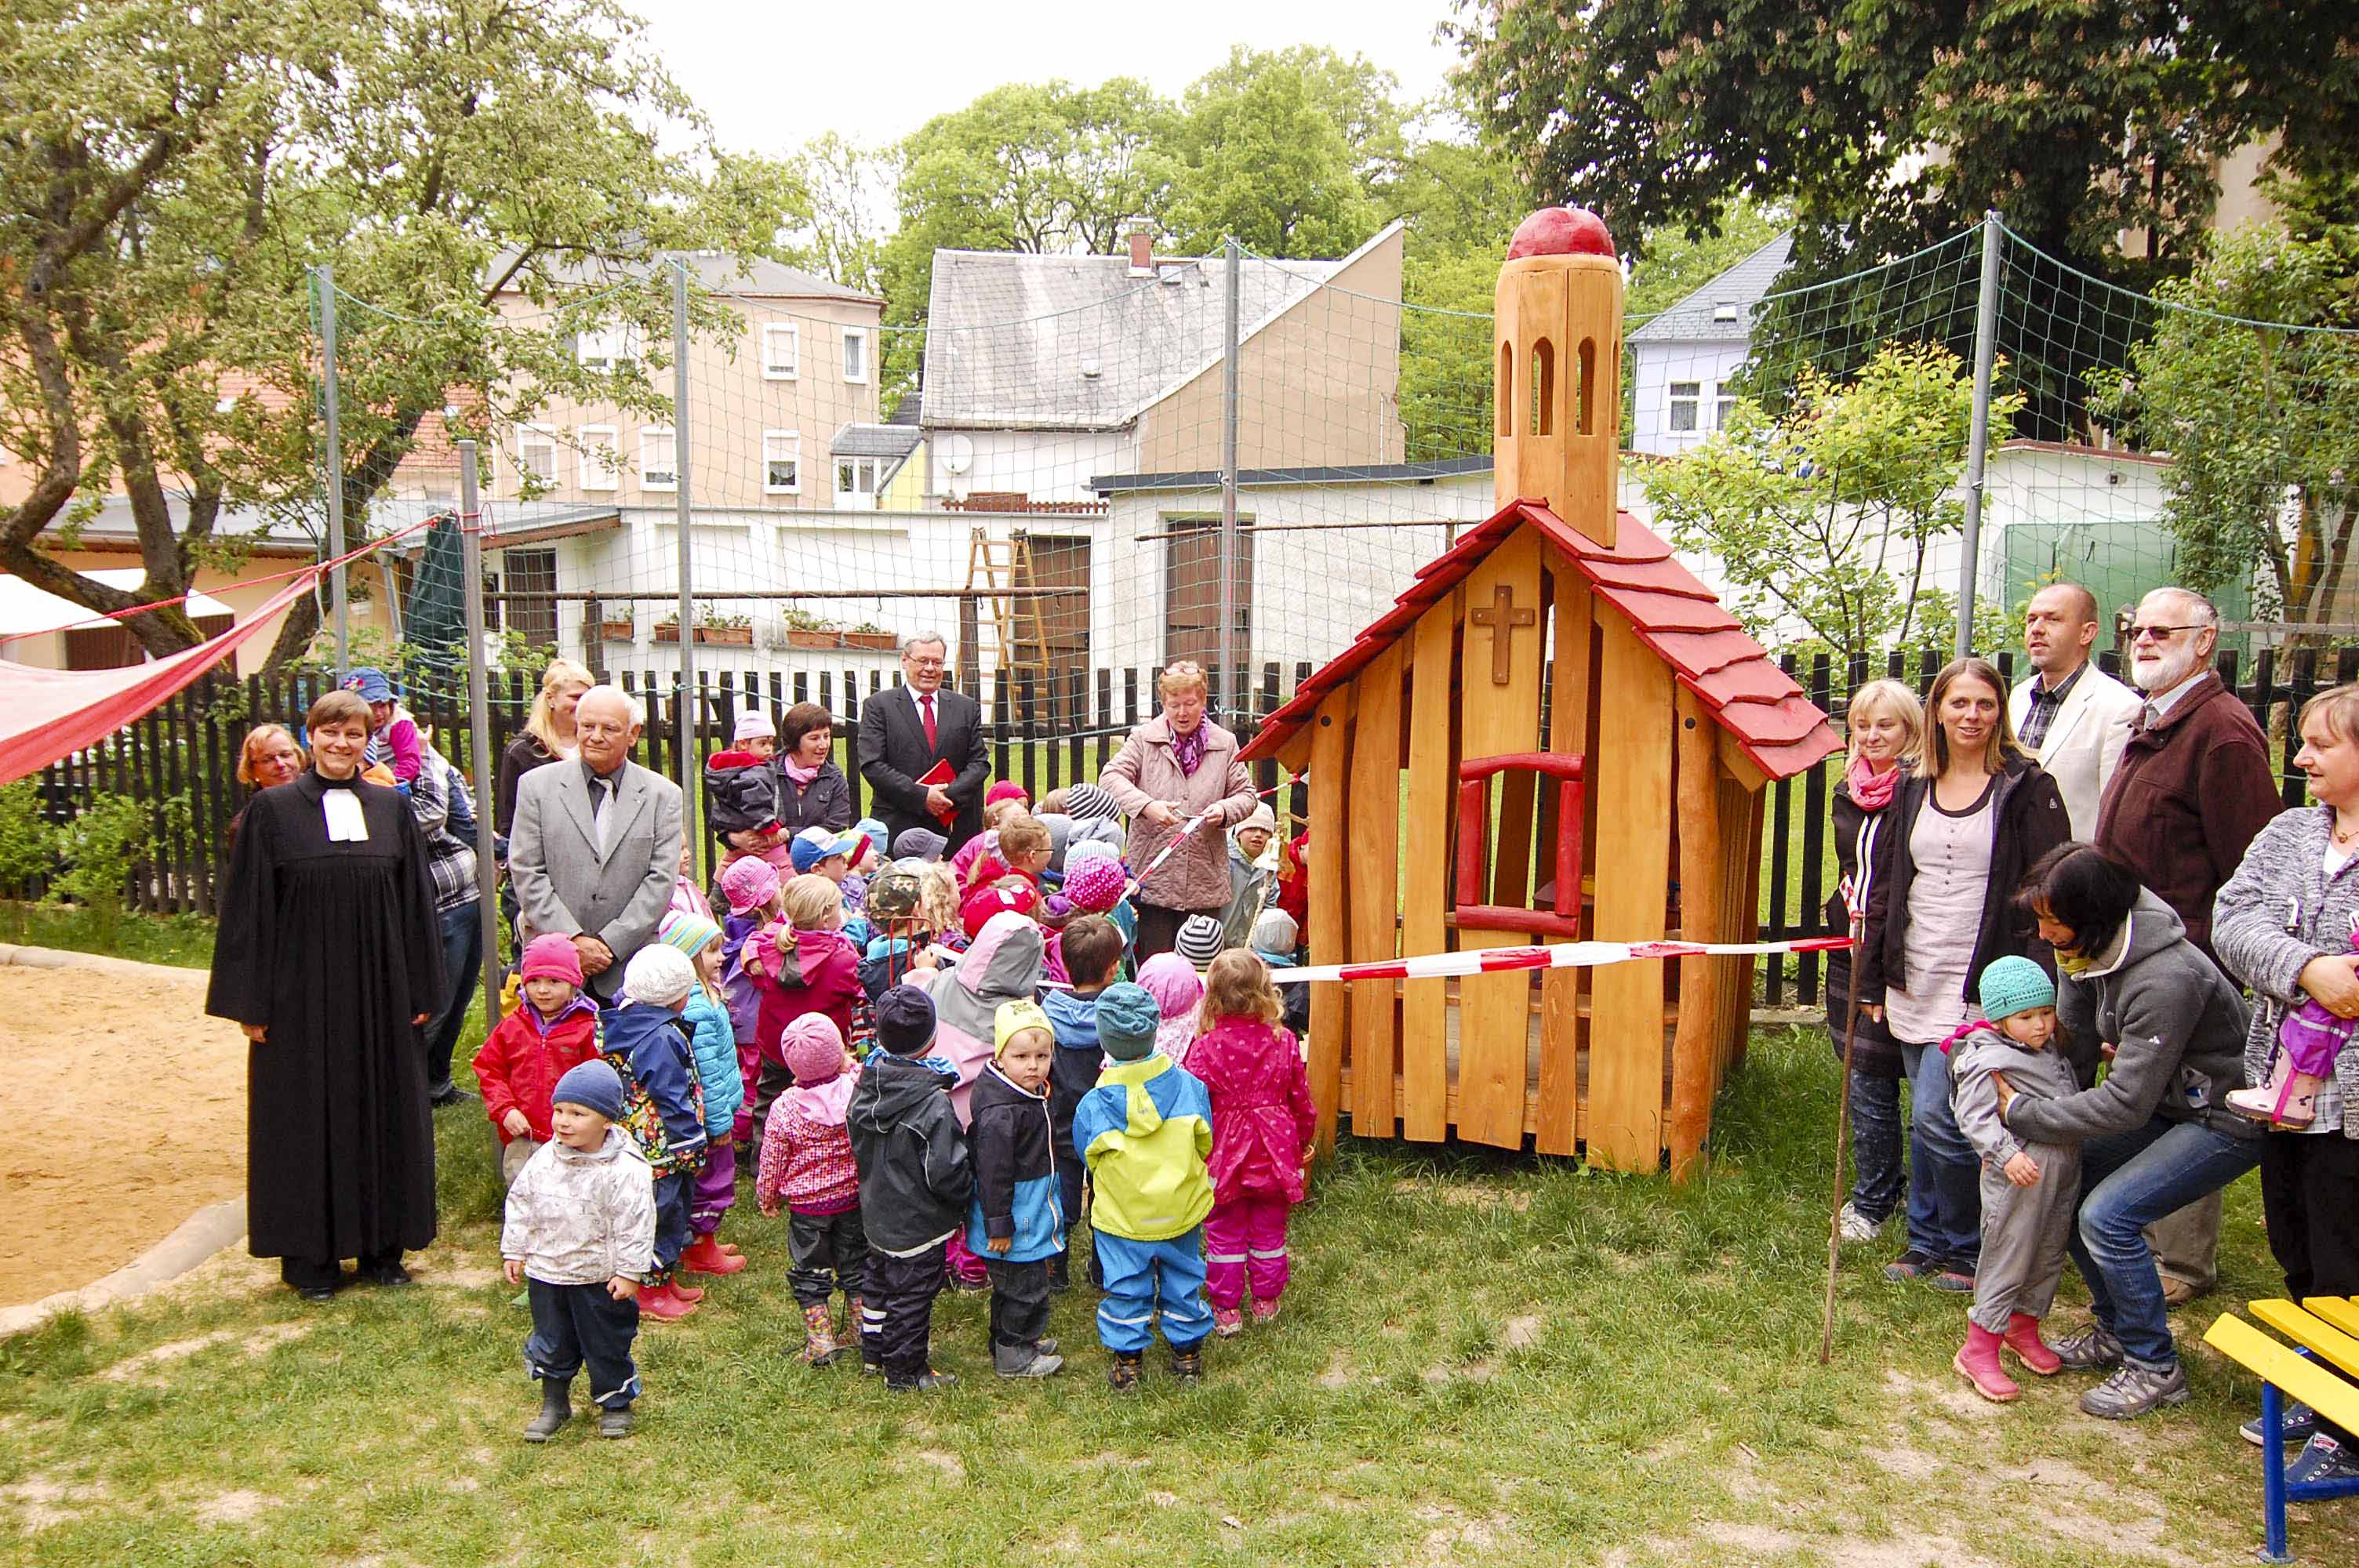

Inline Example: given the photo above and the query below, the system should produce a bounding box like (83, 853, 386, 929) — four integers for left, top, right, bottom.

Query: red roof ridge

(1239, 497, 1841, 781)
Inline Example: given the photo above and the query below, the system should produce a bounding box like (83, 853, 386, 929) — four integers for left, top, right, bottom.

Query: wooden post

(1399, 600, 1456, 1142)
(1305, 684, 1354, 1158)
(1347, 643, 1405, 1138)
(1534, 555, 1594, 1156)
(1667, 686, 1727, 1179)
(1587, 613, 1674, 1170)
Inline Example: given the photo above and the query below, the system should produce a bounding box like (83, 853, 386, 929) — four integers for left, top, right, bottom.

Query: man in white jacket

(2008, 583, 2143, 839)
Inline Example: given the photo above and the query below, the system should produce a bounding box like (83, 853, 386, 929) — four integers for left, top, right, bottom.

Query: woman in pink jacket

(1099, 661, 1259, 962)
(1187, 950, 1317, 1336)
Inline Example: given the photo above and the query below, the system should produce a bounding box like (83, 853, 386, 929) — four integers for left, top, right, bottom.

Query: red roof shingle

(1238, 497, 1841, 781)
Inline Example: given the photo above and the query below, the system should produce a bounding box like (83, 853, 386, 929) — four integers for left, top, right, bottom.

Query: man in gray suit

(509, 685, 683, 999)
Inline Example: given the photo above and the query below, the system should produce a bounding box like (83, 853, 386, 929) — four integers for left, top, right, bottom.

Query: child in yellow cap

(965, 1000, 1065, 1378)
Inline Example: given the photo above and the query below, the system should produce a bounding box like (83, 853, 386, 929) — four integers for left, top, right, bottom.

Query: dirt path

(0, 958, 246, 1305)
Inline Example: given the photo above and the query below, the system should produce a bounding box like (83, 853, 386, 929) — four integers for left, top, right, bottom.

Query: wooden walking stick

(1818, 912, 1866, 1365)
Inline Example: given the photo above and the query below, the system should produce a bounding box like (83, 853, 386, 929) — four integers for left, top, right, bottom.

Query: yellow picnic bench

(2204, 1296, 2359, 1563)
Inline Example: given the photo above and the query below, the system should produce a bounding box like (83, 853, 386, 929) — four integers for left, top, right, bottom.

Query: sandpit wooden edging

(0, 943, 251, 1334)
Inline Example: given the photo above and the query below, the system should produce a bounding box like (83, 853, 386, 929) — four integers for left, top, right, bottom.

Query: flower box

(654, 623, 754, 646)
(596, 619, 636, 642)
(783, 628, 896, 652)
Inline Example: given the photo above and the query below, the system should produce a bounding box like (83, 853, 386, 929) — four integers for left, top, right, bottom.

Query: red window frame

(1453, 750, 1586, 940)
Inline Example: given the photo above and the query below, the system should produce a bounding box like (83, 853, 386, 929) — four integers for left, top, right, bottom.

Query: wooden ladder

(964, 525, 1055, 704)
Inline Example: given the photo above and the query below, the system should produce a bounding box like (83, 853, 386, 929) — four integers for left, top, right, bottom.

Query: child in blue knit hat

(1943, 955, 2081, 1405)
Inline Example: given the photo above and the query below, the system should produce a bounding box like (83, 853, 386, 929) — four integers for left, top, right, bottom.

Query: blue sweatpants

(1093, 1228, 1213, 1354)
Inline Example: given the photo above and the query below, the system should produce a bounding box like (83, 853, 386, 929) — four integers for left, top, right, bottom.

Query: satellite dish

(939, 433, 974, 476)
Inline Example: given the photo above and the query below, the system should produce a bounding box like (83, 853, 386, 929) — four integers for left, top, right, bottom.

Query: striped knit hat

(1065, 782, 1120, 821)
(658, 909, 722, 963)
(1176, 913, 1227, 969)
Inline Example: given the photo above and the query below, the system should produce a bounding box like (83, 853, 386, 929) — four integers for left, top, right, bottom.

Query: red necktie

(921, 693, 937, 751)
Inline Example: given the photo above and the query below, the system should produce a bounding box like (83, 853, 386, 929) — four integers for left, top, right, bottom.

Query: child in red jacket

(1186, 950, 1316, 1337)
(474, 934, 604, 1184)
(744, 873, 863, 1151)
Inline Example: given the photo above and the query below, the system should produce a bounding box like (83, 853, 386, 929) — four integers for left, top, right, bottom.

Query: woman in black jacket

(1825, 678, 1923, 1244)
(773, 701, 853, 835)
(1859, 657, 2070, 1290)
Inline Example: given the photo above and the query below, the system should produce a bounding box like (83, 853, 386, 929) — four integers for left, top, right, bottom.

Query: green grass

(2, 1022, 2344, 1566)
(0, 902, 216, 969)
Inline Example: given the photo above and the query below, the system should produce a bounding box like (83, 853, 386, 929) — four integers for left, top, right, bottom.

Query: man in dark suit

(858, 633, 990, 852)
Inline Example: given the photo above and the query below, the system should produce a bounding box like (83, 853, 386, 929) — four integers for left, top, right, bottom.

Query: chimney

(1125, 219, 1154, 278)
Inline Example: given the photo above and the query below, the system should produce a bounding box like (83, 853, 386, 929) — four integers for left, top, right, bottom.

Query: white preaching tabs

(323, 789, 370, 842)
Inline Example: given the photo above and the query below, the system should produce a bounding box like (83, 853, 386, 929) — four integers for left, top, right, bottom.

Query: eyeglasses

(907, 657, 945, 670)
(2128, 623, 2206, 643)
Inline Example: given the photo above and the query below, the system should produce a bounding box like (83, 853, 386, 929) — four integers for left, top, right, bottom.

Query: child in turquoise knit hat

(1943, 954, 2080, 1404)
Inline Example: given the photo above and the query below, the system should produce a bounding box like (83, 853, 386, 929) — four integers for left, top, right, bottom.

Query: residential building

(1625, 231, 1794, 456)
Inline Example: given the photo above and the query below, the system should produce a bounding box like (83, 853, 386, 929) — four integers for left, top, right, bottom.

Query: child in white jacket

(502, 1061, 657, 1441)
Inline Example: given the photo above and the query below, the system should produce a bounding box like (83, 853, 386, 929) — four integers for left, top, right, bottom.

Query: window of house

(500, 547, 559, 649)
(841, 326, 870, 384)
(761, 322, 799, 380)
(517, 425, 558, 488)
(834, 456, 878, 509)
(763, 430, 801, 495)
(1453, 751, 1587, 939)
(578, 424, 618, 491)
(576, 324, 638, 374)
(1668, 381, 1701, 433)
(1711, 300, 1740, 325)
(1713, 383, 1738, 430)
(641, 427, 678, 492)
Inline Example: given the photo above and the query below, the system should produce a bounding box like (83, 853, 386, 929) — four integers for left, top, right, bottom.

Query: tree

(1448, 0, 2357, 289)
(786, 132, 893, 299)
(1162, 46, 1403, 258)
(1641, 343, 2022, 669)
(2088, 223, 2359, 633)
(0, 0, 801, 667)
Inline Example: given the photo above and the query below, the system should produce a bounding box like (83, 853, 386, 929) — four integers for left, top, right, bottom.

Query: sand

(0, 959, 248, 1306)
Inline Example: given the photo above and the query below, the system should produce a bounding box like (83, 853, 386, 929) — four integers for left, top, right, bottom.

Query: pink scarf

(1845, 753, 1899, 811)
(782, 757, 820, 787)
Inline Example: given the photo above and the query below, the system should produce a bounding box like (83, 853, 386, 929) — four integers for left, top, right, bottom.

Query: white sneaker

(1837, 1203, 1885, 1243)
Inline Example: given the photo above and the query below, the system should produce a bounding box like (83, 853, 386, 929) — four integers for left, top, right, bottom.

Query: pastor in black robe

(205, 769, 444, 1281)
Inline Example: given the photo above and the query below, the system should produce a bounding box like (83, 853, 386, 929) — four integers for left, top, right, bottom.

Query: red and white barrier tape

(1263, 933, 1854, 985)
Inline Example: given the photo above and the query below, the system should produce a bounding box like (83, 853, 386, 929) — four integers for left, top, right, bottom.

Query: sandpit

(0, 949, 248, 1307)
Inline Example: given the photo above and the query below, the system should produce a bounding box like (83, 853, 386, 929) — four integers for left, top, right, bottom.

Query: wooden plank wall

(1398, 599, 1457, 1142)
(1452, 530, 1547, 1149)
(1585, 612, 1676, 1170)
(1667, 685, 1727, 1178)
(1305, 684, 1354, 1156)
(1534, 553, 1594, 1156)
(1347, 642, 1405, 1138)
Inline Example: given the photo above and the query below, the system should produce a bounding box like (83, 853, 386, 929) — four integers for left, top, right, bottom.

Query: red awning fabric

(0, 574, 316, 786)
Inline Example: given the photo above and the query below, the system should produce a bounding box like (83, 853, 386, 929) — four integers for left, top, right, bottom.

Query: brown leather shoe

(2160, 1277, 2203, 1309)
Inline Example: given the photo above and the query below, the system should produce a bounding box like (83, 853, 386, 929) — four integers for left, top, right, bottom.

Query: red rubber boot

(1954, 1323, 2021, 1403)
(2003, 1312, 2063, 1376)
(682, 1233, 747, 1276)
(637, 1282, 701, 1322)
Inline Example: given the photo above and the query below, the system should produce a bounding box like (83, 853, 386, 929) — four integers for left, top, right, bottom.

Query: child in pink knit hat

(756, 1014, 865, 1367)
(718, 855, 782, 1142)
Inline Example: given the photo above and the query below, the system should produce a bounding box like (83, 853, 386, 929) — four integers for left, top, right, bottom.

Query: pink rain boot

(2003, 1312, 2063, 1376)
(1954, 1323, 2020, 1403)
(2227, 1051, 2322, 1128)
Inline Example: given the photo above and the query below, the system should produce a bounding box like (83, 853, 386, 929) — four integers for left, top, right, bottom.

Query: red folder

(918, 759, 957, 826)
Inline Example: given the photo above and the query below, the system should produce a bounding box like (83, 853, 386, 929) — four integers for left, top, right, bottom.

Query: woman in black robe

(206, 688, 445, 1298)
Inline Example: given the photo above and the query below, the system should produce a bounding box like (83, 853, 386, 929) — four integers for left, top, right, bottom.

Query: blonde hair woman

(496, 658, 594, 834)
(1825, 678, 1925, 1244)
(1099, 661, 1259, 961)
(226, 723, 308, 851)
(1858, 657, 2069, 1290)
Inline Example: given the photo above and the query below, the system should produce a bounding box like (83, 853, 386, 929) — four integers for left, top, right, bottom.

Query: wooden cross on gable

(1467, 583, 1536, 684)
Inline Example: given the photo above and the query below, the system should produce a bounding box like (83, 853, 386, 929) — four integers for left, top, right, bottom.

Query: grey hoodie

(2212, 804, 2359, 1139)
(2002, 891, 2257, 1146)
(1950, 1025, 2081, 1169)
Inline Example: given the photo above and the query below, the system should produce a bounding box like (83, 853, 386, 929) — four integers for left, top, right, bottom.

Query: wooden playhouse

(1239, 207, 1841, 1177)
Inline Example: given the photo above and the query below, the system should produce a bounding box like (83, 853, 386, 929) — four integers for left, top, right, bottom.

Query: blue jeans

(2068, 1116, 2261, 1370)
(1899, 1041, 1981, 1269)
(1848, 1066, 1906, 1224)
(422, 900, 482, 1091)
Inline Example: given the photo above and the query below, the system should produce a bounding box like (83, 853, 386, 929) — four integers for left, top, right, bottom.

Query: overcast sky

(642, 0, 1467, 157)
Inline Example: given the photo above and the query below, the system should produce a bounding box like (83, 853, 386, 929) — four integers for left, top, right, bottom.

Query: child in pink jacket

(1186, 950, 1316, 1337)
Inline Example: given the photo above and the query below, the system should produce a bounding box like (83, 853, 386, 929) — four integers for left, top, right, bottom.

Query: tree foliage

(0, 0, 801, 666)
(1641, 343, 2022, 668)
(1446, 0, 2359, 303)
(2089, 222, 2359, 632)
(1161, 46, 1403, 258)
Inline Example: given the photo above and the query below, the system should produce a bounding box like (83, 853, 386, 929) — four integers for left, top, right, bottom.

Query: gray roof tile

(1627, 232, 1794, 344)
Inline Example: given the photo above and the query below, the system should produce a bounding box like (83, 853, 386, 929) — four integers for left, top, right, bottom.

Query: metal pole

(457, 441, 505, 1026)
(315, 263, 350, 674)
(1954, 209, 2005, 659)
(671, 260, 700, 851)
(1218, 236, 1241, 725)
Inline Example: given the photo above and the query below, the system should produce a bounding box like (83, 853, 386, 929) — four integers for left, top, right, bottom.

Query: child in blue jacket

(969, 1000, 1067, 1379)
(1041, 914, 1125, 1291)
(605, 946, 712, 1322)
(659, 911, 748, 1279)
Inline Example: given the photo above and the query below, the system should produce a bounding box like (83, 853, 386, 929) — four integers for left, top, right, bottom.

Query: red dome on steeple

(1507, 207, 1616, 260)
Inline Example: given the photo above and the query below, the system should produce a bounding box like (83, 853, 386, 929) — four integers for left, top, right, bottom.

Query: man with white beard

(2090, 586, 2283, 1308)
